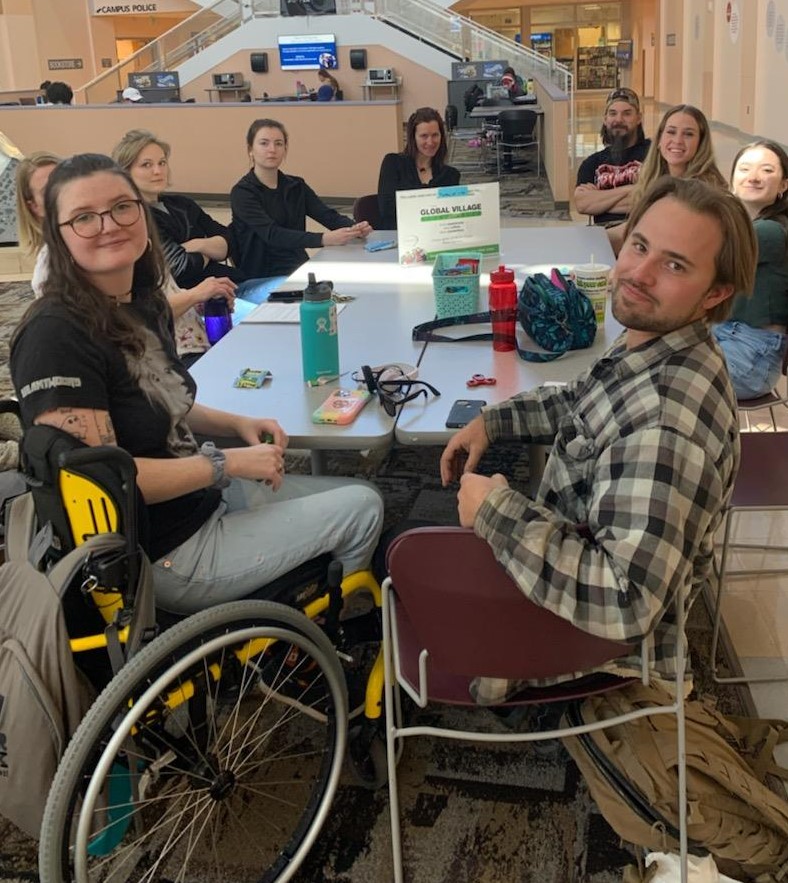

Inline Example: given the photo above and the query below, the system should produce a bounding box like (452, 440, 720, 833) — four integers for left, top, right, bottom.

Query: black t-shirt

(10, 295, 221, 561)
(575, 139, 651, 225)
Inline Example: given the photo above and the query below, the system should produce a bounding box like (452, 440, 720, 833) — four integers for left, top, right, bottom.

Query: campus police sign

(91, 0, 196, 13)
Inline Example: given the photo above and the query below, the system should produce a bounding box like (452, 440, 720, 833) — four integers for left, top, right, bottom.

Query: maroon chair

(381, 526, 690, 882)
(352, 193, 383, 229)
(710, 430, 788, 683)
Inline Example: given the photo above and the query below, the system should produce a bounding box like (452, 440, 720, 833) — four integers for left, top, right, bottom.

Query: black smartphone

(445, 399, 487, 428)
(268, 287, 304, 303)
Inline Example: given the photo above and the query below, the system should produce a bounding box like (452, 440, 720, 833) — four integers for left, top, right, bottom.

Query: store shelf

(576, 46, 617, 90)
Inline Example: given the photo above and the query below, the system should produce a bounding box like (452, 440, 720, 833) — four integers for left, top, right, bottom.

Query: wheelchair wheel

(39, 600, 348, 883)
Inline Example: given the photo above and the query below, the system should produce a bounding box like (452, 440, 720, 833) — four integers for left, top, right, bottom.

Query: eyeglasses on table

(353, 364, 441, 417)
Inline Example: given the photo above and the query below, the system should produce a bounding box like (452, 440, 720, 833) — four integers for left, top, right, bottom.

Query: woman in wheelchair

(10, 152, 383, 615)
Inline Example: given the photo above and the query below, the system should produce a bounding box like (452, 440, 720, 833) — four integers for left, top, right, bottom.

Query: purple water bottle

(203, 297, 232, 345)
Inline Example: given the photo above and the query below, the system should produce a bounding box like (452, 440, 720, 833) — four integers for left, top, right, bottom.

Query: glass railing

(79, 0, 244, 105)
(372, 0, 572, 94)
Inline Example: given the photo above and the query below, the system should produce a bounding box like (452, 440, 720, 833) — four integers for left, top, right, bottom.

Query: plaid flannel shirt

(471, 321, 740, 704)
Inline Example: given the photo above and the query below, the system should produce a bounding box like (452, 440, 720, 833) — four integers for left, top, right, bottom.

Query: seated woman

(713, 140, 788, 399)
(112, 129, 245, 290)
(316, 68, 339, 101)
(377, 107, 461, 230)
(10, 153, 383, 615)
(17, 148, 235, 368)
(231, 118, 370, 280)
(608, 104, 726, 254)
(15, 150, 60, 297)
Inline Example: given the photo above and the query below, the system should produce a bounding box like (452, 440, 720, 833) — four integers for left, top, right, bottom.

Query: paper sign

(395, 183, 500, 265)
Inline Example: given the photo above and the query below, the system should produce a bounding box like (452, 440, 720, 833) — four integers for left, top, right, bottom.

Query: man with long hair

(441, 178, 756, 700)
(575, 87, 650, 226)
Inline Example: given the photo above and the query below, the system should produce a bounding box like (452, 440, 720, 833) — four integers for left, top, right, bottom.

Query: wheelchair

(8, 421, 386, 883)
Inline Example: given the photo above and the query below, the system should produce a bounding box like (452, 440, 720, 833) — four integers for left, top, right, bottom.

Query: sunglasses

(355, 364, 441, 417)
(606, 87, 639, 109)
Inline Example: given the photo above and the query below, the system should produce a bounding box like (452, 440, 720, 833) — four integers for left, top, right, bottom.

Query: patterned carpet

(0, 268, 748, 881)
(449, 133, 571, 221)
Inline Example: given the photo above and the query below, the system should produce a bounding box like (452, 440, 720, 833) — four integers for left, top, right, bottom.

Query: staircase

(78, 0, 572, 107)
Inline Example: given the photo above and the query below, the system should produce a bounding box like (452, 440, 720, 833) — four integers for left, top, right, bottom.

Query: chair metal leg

(675, 595, 688, 883)
(382, 580, 406, 883)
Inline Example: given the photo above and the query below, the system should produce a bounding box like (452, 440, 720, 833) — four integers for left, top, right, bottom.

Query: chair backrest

(353, 193, 383, 228)
(386, 527, 633, 681)
(497, 109, 538, 139)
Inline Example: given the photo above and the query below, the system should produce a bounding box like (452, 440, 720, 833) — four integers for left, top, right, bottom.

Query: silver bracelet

(200, 441, 231, 489)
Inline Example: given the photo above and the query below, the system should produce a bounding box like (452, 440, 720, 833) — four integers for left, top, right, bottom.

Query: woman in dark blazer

(377, 107, 461, 230)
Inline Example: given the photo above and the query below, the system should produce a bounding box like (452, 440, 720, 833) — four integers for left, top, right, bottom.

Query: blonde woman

(15, 151, 60, 295)
(608, 105, 725, 254)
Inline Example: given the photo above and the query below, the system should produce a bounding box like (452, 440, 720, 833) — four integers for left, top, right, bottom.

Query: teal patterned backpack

(412, 268, 598, 362)
(517, 270, 597, 362)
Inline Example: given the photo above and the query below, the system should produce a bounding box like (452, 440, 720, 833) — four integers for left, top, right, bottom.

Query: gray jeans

(151, 475, 383, 614)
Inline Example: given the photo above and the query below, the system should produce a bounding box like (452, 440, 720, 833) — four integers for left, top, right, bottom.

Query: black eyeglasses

(606, 87, 639, 109)
(58, 199, 143, 239)
(355, 364, 441, 417)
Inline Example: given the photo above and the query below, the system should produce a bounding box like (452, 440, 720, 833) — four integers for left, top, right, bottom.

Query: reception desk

(0, 100, 403, 200)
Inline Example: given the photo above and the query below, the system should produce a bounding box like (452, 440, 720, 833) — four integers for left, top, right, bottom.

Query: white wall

(753, 0, 788, 145)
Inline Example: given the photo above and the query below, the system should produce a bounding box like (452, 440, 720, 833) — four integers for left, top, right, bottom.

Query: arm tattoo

(97, 412, 117, 446)
(53, 408, 89, 441)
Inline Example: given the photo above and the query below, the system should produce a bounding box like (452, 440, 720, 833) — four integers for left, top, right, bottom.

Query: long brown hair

(404, 107, 448, 169)
(13, 153, 169, 359)
(630, 105, 726, 207)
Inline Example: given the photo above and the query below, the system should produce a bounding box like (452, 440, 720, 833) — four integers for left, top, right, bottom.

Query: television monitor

(278, 34, 337, 71)
(128, 71, 180, 90)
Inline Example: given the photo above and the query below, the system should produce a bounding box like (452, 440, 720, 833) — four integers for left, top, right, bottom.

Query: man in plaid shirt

(440, 177, 758, 702)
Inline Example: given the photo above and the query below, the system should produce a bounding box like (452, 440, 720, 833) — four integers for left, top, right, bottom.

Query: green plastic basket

(432, 252, 482, 319)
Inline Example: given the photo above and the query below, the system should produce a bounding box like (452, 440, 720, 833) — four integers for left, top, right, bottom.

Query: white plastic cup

(572, 263, 610, 325)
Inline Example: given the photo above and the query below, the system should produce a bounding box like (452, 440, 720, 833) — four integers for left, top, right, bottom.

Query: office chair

(353, 193, 383, 229)
(495, 108, 540, 177)
(382, 526, 690, 883)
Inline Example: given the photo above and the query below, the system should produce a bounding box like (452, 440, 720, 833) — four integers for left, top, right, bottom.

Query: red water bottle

(488, 265, 517, 352)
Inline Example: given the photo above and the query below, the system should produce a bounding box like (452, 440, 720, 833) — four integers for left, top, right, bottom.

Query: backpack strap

(4, 492, 36, 564)
(411, 310, 568, 362)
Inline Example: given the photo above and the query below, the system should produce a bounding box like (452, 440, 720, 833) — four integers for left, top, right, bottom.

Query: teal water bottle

(300, 272, 339, 384)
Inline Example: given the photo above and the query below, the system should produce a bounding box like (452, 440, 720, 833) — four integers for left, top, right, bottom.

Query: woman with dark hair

(10, 153, 383, 614)
(231, 118, 370, 280)
(713, 140, 788, 399)
(377, 107, 461, 230)
(316, 68, 339, 101)
(500, 66, 524, 98)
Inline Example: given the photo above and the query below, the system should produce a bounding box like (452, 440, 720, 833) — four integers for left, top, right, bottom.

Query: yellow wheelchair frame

(34, 443, 388, 883)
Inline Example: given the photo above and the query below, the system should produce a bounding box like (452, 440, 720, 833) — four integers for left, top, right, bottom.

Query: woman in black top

(10, 153, 383, 614)
(113, 129, 245, 289)
(377, 107, 461, 230)
(231, 118, 371, 279)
